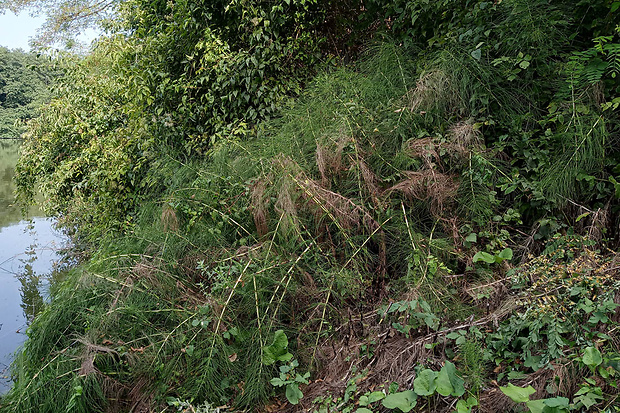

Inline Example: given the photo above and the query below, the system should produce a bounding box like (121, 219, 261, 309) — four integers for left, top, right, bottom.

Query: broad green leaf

(381, 390, 417, 412)
(358, 395, 369, 406)
(543, 396, 570, 408)
(524, 355, 542, 370)
(455, 396, 478, 413)
(497, 248, 513, 261)
(270, 377, 286, 387)
(473, 251, 495, 264)
(295, 373, 309, 384)
(272, 330, 288, 351)
(599, 365, 610, 378)
(262, 346, 277, 365)
(435, 368, 453, 396)
(526, 399, 545, 413)
(500, 383, 536, 403)
(465, 396, 478, 407)
(285, 383, 303, 405)
(507, 371, 528, 380)
(367, 391, 385, 403)
(275, 351, 293, 363)
(471, 49, 482, 61)
(465, 233, 477, 243)
(356, 409, 373, 413)
(456, 399, 470, 413)
(446, 331, 462, 340)
(413, 369, 437, 396)
(582, 347, 602, 367)
(436, 361, 465, 397)
(185, 345, 194, 357)
(262, 330, 292, 365)
(575, 389, 603, 409)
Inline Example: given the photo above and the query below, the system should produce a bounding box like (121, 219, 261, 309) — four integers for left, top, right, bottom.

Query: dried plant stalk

(250, 179, 269, 238)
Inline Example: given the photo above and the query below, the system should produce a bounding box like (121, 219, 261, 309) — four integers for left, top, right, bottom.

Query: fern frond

(604, 43, 620, 77)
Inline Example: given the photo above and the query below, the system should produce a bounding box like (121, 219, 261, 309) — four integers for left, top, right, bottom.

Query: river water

(0, 139, 67, 394)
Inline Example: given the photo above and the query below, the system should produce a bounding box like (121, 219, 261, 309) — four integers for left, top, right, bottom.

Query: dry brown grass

(315, 134, 350, 187)
(250, 178, 270, 238)
(405, 121, 482, 167)
(126, 257, 206, 308)
(161, 204, 179, 233)
(77, 338, 118, 376)
(299, 177, 370, 230)
(566, 200, 611, 246)
(358, 159, 383, 206)
(73, 338, 143, 413)
(447, 120, 483, 156)
(406, 70, 453, 113)
(271, 155, 389, 274)
(126, 376, 154, 413)
(405, 137, 441, 169)
(297, 333, 463, 411)
(290, 293, 519, 413)
(387, 169, 458, 215)
(464, 276, 510, 315)
(274, 177, 301, 236)
(298, 177, 388, 274)
(586, 206, 609, 244)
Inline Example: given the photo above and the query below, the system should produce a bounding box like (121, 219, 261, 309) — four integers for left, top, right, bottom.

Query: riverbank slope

(2, 1, 620, 412)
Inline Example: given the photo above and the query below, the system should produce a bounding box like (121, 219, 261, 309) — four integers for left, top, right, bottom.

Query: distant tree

(0, 47, 57, 137)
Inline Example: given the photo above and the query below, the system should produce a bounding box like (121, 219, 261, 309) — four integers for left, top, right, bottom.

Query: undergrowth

(3, 0, 620, 412)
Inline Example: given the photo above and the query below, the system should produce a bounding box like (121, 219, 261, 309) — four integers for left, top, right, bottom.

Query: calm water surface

(0, 139, 67, 394)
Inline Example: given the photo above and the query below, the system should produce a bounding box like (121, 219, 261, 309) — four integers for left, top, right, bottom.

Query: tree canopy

(0, 47, 56, 137)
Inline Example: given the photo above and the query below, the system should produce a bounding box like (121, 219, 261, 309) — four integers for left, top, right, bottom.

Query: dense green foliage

(14, 0, 357, 242)
(0, 47, 56, 137)
(2, 0, 620, 412)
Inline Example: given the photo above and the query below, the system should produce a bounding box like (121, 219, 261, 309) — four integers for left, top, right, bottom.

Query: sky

(0, 10, 99, 51)
(0, 10, 45, 51)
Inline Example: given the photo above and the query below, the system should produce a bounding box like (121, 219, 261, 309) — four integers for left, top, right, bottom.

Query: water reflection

(0, 218, 66, 393)
(0, 139, 67, 394)
(0, 140, 27, 228)
(17, 226, 46, 324)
